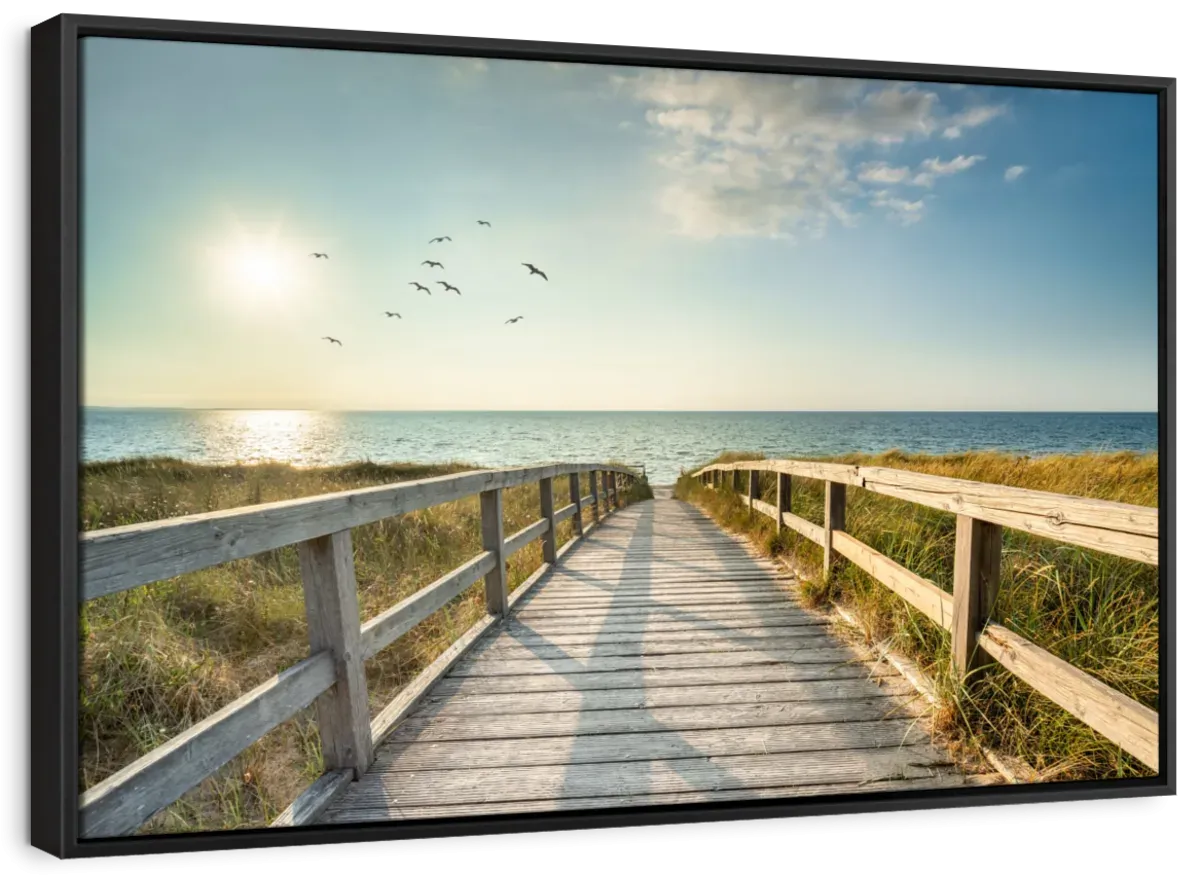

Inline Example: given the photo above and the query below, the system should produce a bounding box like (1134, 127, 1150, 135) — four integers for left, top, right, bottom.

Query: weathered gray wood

(80, 651, 335, 838)
(493, 616, 826, 637)
(589, 470, 600, 522)
(298, 531, 373, 777)
(977, 623, 1158, 770)
(777, 473, 791, 533)
(379, 718, 921, 770)
(857, 466, 1158, 564)
(322, 774, 983, 822)
(553, 502, 578, 526)
(831, 530, 953, 628)
(479, 489, 507, 616)
(579, 494, 596, 509)
(450, 646, 856, 677)
(600, 470, 611, 515)
(473, 633, 839, 660)
(271, 768, 353, 828)
(515, 601, 802, 620)
(360, 551, 495, 659)
(502, 517, 550, 558)
(539, 477, 557, 564)
(568, 473, 584, 535)
(481, 623, 828, 648)
(327, 744, 957, 809)
(824, 481, 846, 576)
(368, 528, 595, 746)
(81, 462, 641, 600)
(390, 702, 910, 745)
(695, 460, 1157, 563)
(748, 469, 761, 510)
(413, 676, 911, 718)
(952, 515, 1003, 675)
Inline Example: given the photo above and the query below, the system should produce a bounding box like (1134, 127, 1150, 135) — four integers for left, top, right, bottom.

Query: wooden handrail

(695, 458, 1159, 770)
(79, 462, 643, 835)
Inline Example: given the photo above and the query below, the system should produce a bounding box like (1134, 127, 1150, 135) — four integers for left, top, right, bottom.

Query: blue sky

(81, 38, 1158, 411)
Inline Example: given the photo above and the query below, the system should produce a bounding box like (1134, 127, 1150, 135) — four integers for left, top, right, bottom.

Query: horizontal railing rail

(79, 462, 644, 837)
(693, 459, 1159, 771)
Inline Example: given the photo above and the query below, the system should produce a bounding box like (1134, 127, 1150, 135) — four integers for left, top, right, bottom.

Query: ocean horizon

(81, 408, 1159, 484)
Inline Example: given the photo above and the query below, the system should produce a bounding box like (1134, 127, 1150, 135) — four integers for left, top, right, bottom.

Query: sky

(80, 38, 1159, 412)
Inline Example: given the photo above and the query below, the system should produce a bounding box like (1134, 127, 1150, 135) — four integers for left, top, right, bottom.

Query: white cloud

(942, 126, 962, 140)
(623, 69, 1004, 238)
(870, 190, 927, 226)
(942, 104, 1006, 139)
(857, 161, 911, 184)
(1004, 164, 1028, 182)
(913, 154, 985, 187)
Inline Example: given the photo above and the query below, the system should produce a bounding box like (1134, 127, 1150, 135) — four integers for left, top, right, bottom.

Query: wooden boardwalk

(321, 492, 971, 823)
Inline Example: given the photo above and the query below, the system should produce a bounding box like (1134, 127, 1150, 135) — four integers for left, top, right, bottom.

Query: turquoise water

(81, 409, 1158, 484)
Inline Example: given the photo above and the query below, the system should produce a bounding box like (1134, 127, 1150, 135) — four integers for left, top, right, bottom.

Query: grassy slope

(674, 450, 1158, 781)
(80, 458, 652, 834)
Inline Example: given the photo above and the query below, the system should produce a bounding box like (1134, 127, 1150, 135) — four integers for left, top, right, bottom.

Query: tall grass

(674, 450, 1158, 781)
(80, 457, 652, 834)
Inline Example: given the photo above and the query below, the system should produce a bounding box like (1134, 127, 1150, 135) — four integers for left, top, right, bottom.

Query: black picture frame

(30, 12, 1176, 859)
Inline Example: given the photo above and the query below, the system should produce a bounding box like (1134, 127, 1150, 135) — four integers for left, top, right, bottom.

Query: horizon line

(81, 406, 1159, 415)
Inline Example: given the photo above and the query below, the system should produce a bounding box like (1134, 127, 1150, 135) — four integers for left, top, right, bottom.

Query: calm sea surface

(81, 409, 1158, 484)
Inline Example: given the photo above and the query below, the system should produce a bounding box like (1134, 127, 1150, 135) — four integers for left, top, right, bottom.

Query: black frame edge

(30, 12, 1175, 859)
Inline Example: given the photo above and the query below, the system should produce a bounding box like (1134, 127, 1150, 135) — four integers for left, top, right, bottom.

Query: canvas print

(76, 37, 1160, 839)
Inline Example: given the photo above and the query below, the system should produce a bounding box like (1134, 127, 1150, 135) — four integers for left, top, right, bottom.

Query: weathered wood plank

(480, 489, 507, 616)
(492, 615, 827, 637)
(977, 623, 1158, 770)
(824, 481, 846, 576)
(857, 466, 1157, 564)
(450, 646, 857, 677)
(568, 472, 584, 535)
(783, 510, 824, 545)
(389, 702, 912, 745)
(298, 531, 372, 777)
(367, 520, 598, 746)
(539, 477, 557, 565)
(951, 515, 1003, 675)
(81, 462, 641, 599)
(514, 601, 802, 619)
(777, 473, 791, 533)
(360, 551, 494, 660)
(271, 768, 352, 828)
(436, 662, 879, 695)
(468, 634, 838, 660)
(502, 516, 550, 558)
(322, 773, 982, 822)
(697, 460, 862, 486)
(553, 502, 578, 526)
(831, 530, 953, 628)
(413, 677, 911, 718)
(480, 624, 830, 649)
(326, 744, 958, 809)
(379, 718, 923, 770)
(80, 652, 335, 838)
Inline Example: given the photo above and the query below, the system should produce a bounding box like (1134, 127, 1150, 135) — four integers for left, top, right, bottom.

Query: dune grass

(79, 457, 652, 834)
(674, 450, 1158, 782)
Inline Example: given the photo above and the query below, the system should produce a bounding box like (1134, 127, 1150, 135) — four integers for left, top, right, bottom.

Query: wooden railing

(78, 462, 643, 838)
(693, 459, 1159, 771)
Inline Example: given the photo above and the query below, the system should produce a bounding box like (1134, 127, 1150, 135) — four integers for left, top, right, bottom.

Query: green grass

(80, 457, 652, 834)
(674, 450, 1158, 781)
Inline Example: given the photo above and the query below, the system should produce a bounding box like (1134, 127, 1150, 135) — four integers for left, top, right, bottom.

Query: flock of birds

(312, 219, 548, 347)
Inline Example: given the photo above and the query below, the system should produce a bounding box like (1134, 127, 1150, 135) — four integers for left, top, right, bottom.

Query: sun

(207, 220, 302, 305)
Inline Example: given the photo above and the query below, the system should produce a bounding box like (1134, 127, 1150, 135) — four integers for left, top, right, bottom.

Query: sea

(80, 409, 1159, 485)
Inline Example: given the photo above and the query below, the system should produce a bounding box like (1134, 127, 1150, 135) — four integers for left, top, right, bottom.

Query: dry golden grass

(80, 458, 651, 834)
(675, 450, 1158, 781)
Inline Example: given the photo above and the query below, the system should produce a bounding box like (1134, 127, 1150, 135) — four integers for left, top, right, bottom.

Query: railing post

(748, 469, 760, 510)
(480, 488, 508, 616)
(611, 471, 620, 509)
(538, 476, 557, 565)
(776, 473, 791, 533)
(823, 481, 846, 576)
(297, 530, 372, 777)
(952, 514, 1003, 676)
(568, 472, 584, 536)
(600, 470, 611, 516)
(589, 469, 600, 523)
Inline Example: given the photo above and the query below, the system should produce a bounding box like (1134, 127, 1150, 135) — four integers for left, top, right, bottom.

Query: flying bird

(421, 260, 444, 269)
(384, 312, 402, 319)
(321, 336, 342, 346)
(476, 220, 491, 227)
(504, 316, 524, 324)
(409, 282, 431, 294)
(437, 281, 461, 295)
(521, 263, 548, 281)
(310, 252, 329, 259)
(428, 236, 452, 243)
